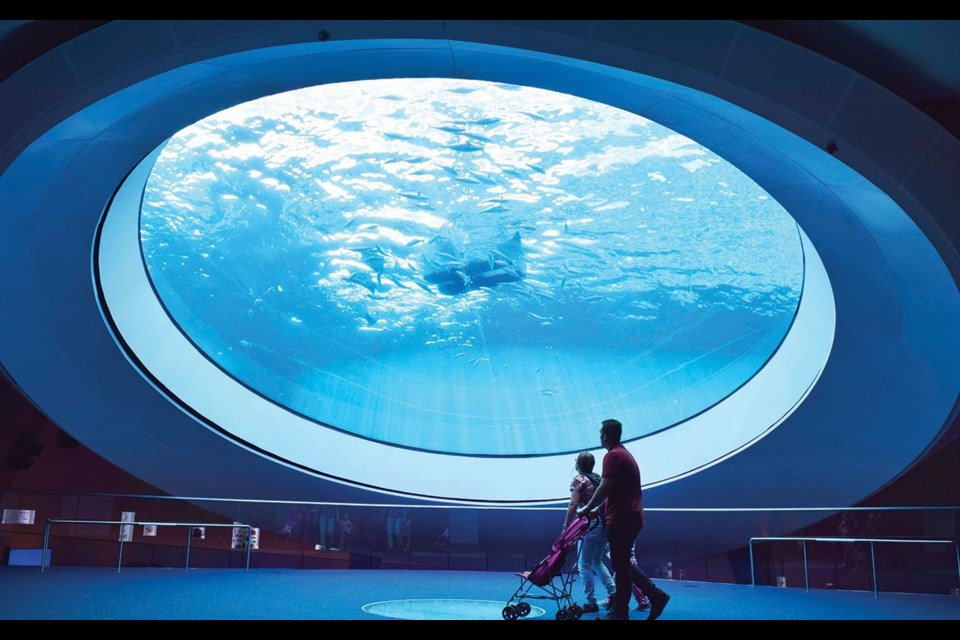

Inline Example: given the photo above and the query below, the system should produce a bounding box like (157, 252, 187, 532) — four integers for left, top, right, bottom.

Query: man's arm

(576, 476, 612, 519)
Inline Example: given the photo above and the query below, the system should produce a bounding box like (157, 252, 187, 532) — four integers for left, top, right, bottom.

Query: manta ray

(423, 231, 526, 295)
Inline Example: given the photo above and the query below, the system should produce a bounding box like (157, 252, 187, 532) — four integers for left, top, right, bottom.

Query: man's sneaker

(581, 602, 600, 613)
(601, 597, 615, 610)
(647, 592, 670, 620)
(635, 601, 650, 612)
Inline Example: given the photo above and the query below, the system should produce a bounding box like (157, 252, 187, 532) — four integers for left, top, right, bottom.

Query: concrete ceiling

(3, 20, 958, 135)
(742, 20, 960, 135)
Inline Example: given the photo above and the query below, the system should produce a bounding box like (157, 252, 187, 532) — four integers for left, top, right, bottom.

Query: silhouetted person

(838, 510, 867, 574)
(317, 506, 338, 550)
(433, 528, 449, 551)
(339, 512, 354, 551)
(578, 418, 669, 620)
(386, 507, 408, 551)
(401, 511, 412, 552)
(279, 506, 305, 540)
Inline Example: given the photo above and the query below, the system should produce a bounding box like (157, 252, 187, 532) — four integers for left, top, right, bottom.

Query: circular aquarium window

(139, 78, 804, 457)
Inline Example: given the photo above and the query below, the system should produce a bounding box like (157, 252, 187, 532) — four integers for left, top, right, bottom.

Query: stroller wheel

(569, 604, 583, 620)
(555, 608, 571, 621)
(516, 602, 531, 617)
(502, 605, 519, 621)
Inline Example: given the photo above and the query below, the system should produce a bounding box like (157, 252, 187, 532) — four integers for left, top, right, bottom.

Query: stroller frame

(502, 515, 598, 621)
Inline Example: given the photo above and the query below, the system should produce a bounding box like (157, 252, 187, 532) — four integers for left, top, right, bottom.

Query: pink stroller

(502, 515, 596, 621)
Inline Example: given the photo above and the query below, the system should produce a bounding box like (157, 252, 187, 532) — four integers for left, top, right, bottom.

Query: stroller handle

(579, 512, 602, 532)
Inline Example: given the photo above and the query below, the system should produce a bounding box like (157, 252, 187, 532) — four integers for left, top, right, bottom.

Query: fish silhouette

(423, 232, 526, 295)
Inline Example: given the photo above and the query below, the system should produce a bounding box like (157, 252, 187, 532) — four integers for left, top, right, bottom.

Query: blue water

(140, 79, 803, 456)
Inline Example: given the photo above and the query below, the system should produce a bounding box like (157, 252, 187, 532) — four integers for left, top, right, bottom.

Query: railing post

(955, 543, 959, 592)
(245, 525, 252, 571)
(870, 541, 878, 598)
(41, 520, 51, 573)
(749, 538, 755, 587)
(117, 525, 124, 574)
(802, 540, 809, 592)
(186, 526, 193, 572)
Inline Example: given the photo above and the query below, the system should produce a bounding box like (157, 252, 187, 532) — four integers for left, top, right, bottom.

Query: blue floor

(0, 567, 958, 620)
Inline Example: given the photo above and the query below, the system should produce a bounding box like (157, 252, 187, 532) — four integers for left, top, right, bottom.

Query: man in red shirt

(578, 418, 670, 620)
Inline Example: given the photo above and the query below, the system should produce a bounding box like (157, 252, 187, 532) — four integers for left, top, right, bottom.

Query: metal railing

(2, 490, 954, 588)
(42, 519, 255, 573)
(748, 536, 960, 597)
(10, 487, 960, 511)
